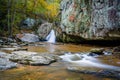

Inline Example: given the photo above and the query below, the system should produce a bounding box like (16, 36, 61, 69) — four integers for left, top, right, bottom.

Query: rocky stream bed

(0, 41, 120, 80)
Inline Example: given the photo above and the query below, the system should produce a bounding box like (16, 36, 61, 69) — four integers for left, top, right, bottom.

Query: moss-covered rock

(90, 48, 105, 55)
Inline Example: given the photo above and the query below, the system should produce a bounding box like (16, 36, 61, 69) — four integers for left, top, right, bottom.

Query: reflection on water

(45, 43, 55, 53)
(24, 43, 98, 53)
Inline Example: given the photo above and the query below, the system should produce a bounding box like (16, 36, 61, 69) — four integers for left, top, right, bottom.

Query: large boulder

(9, 51, 59, 65)
(20, 18, 36, 29)
(90, 48, 105, 55)
(37, 22, 53, 40)
(16, 33, 39, 42)
(60, 0, 120, 39)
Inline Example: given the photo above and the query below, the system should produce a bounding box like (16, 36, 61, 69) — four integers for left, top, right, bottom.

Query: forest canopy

(0, 0, 60, 36)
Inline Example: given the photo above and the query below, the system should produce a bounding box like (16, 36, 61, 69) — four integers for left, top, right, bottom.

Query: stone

(67, 66, 98, 74)
(90, 48, 105, 55)
(0, 58, 17, 70)
(60, 0, 120, 40)
(68, 66, 120, 79)
(113, 46, 120, 52)
(20, 18, 35, 29)
(0, 51, 17, 70)
(37, 22, 53, 40)
(9, 51, 59, 65)
(16, 33, 39, 42)
(0, 47, 20, 51)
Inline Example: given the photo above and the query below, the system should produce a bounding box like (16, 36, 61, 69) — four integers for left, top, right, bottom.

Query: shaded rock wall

(37, 22, 53, 40)
(60, 0, 120, 39)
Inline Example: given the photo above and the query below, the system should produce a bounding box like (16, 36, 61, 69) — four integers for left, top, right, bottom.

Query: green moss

(57, 32, 85, 43)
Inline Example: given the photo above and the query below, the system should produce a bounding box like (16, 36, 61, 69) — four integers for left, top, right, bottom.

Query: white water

(60, 53, 120, 70)
(46, 29, 56, 43)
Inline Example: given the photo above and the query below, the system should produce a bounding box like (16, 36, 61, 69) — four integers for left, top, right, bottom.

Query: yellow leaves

(37, 0, 48, 8)
(46, 3, 59, 18)
(15, 0, 60, 21)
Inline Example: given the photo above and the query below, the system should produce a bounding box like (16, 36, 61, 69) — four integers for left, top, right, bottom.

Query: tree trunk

(7, 0, 11, 37)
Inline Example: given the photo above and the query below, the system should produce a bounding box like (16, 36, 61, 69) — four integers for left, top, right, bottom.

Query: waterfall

(46, 29, 56, 43)
(60, 53, 120, 71)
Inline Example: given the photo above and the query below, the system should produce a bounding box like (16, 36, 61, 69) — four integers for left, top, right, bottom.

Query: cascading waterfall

(46, 29, 56, 43)
(60, 53, 120, 71)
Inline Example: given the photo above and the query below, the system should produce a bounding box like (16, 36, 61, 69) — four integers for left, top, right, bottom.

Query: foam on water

(60, 53, 120, 71)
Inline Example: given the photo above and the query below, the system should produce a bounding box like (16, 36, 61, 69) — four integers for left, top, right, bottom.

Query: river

(0, 42, 120, 80)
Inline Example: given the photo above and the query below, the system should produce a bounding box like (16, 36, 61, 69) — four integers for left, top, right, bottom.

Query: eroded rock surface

(9, 51, 59, 65)
(37, 22, 53, 40)
(16, 33, 39, 42)
(60, 0, 120, 39)
(0, 52, 17, 70)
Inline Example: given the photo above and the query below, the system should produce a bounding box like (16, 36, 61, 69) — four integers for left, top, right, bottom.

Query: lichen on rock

(60, 0, 120, 40)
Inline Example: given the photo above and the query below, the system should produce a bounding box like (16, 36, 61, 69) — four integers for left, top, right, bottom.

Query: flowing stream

(0, 43, 120, 80)
(60, 53, 120, 71)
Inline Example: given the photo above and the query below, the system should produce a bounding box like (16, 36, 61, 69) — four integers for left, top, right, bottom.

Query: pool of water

(0, 42, 120, 80)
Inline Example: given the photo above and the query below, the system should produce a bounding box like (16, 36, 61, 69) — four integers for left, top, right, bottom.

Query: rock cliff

(60, 0, 120, 39)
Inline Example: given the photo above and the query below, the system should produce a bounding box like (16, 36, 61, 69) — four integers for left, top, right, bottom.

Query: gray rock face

(68, 67, 120, 79)
(60, 0, 120, 39)
(37, 22, 53, 40)
(16, 33, 39, 42)
(21, 18, 36, 29)
(0, 52, 17, 70)
(9, 51, 58, 65)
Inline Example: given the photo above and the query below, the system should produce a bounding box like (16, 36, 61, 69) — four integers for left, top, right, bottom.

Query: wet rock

(9, 43, 18, 46)
(113, 46, 120, 52)
(112, 46, 120, 59)
(16, 33, 39, 42)
(95, 70, 120, 79)
(29, 53, 58, 65)
(0, 39, 3, 43)
(37, 22, 53, 40)
(0, 52, 17, 70)
(9, 51, 58, 65)
(90, 48, 105, 55)
(68, 66, 120, 79)
(88, 53, 99, 57)
(0, 37, 16, 45)
(67, 66, 98, 74)
(0, 51, 8, 58)
(113, 52, 120, 59)
(0, 47, 20, 51)
(103, 51, 112, 55)
(0, 58, 17, 70)
(60, 53, 83, 62)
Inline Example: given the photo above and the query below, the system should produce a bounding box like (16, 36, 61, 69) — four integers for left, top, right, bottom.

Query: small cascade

(60, 53, 120, 71)
(46, 29, 56, 43)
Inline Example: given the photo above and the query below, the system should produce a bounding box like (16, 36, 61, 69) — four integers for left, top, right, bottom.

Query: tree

(0, 0, 60, 36)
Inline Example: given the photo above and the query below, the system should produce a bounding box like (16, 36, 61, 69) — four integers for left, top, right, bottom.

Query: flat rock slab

(16, 33, 39, 42)
(9, 51, 59, 65)
(68, 66, 120, 79)
(0, 52, 17, 70)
